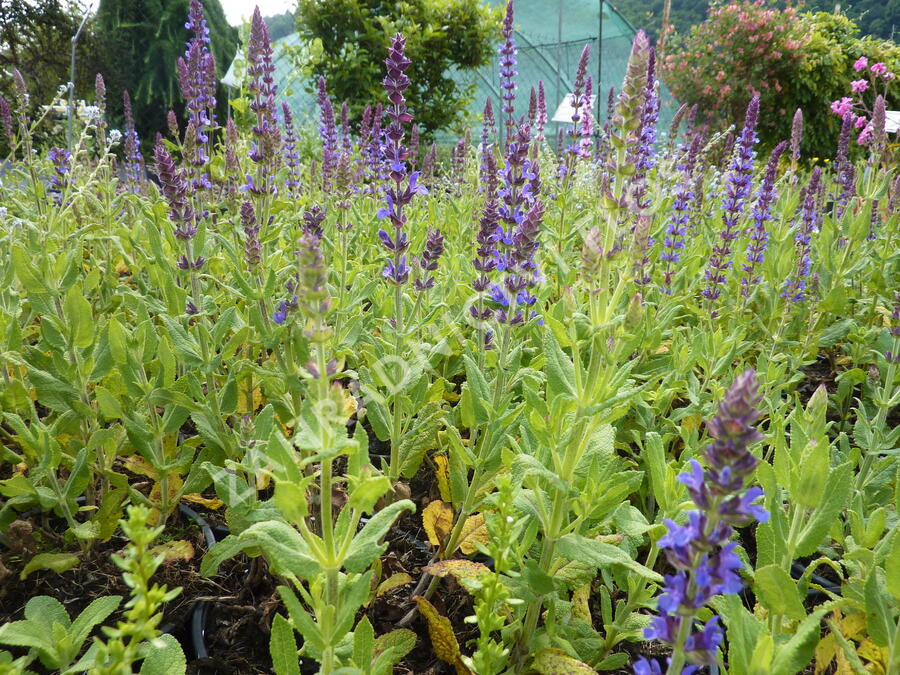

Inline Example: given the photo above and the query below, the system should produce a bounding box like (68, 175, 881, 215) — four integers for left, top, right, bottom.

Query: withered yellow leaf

(814, 633, 837, 674)
(376, 572, 413, 597)
(422, 500, 454, 548)
(856, 639, 888, 671)
(457, 513, 488, 555)
(434, 454, 452, 503)
(413, 596, 471, 675)
(182, 493, 224, 510)
(123, 455, 158, 479)
(425, 559, 490, 591)
(151, 539, 195, 562)
(149, 474, 183, 506)
(532, 648, 598, 674)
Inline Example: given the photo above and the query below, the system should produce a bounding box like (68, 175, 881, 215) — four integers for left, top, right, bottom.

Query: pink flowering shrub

(663, 6, 900, 158)
(831, 57, 896, 145)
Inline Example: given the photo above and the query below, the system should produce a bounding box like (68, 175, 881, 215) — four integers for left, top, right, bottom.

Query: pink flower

(857, 125, 872, 145)
(851, 79, 868, 93)
(853, 56, 868, 72)
(855, 114, 868, 129)
(870, 62, 887, 76)
(830, 97, 853, 116)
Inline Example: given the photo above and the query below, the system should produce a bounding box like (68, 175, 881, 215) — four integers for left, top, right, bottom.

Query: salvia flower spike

(637, 370, 767, 674)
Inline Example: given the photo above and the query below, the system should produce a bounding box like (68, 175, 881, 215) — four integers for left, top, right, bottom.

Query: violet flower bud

(281, 102, 302, 197)
(415, 228, 445, 291)
(154, 138, 196, 240)
(741, 141, 787, 294)
(790, 108, 803, 163)
(782, 167, 822, 303)
(499, 0, 518, 142)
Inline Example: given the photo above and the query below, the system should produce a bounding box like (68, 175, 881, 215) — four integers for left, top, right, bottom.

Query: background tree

(295, 0, 500, 135)
(0, 0, 103, 147)
(95, 0, 238, 146)
(661, 3, 899, 158)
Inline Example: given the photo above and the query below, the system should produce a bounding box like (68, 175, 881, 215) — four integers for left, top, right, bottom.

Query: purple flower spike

(245, 7, 280, 195)
(644, 370, 767, 671)
(701, 95, 759, 311)
(378, 33, 421, 287)
(154, 138, 196, 240)
(281, 102, 302, 197)
(741, 141, 787, 294)
(415, 228, 445, 291)
(535, 81, 547, 146)
(122, 90, 145, 193)
(782, 167, 823, 303)
(499, 0, 518, 143)
(317, 77, 338, 192)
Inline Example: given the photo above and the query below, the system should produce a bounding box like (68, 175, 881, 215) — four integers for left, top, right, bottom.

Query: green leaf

(770, 604, 834, 675)
(886, 531, 900, 601)
(557, 534, 661, 581)
(139, 633, 186, 675)
(20, 553, 80, 580)
(106, 318, 129, 365)
(11, 245, 47, 293)
(64, 286, 94, 349)
(344, 499, 415, 572)
(543, 328, 576, 401)
(269, 613, 300, 675)
(794, 461, 852, 557)
(70, 597, 122, 654)
(0, 620, 57, 657)
(753, 565, 806, 620)
(397, 401, 444, 478)
(200, 521, 321, 580)
(353, 616, 375, 673)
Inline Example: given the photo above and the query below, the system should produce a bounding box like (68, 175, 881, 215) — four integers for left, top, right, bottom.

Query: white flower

(109, 129, 122, 145)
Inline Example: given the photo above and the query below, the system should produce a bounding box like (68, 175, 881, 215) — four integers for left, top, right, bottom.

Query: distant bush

(662, 3, 900, 158)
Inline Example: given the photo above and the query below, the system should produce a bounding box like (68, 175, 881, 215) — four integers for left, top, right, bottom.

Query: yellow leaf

(413, 596, 471, 675)
(238, 386, 264, 414)
(151, 539, 195, 562)
(532, 648, 598, 674)
(457, 513, 489, 555)
(182, 493, 224, 510)
(149, 474, 183, 506)
(837, 612, 867, 640)
(434, 454, 452, 503)
(572, 584, 592, 627)
(814, 633, 837, 674)
(422, 500, 454, 549)
(123, 455, 158, 479)
(682, 413, 703, 433)
(376, 573, 413, 597)
(654, 341, 671, 354)
(115, 260, 130, 276)
(425, 559, 490, 591)
(857, 639, 888, 671)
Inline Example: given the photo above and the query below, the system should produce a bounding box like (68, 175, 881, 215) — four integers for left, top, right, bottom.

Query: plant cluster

(0, 2, 899, 674)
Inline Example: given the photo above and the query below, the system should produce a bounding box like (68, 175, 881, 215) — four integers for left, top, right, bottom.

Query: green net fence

(223, 0, 675, 142)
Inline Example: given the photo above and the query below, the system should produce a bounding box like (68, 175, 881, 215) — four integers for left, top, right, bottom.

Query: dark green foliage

(295, 0, 501, 135)
(617, 0, 899, 41)
(95, 0, 238, 146)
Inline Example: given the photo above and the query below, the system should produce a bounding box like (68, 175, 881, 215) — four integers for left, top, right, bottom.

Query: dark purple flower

(241, 200, 261, 268)
(245, 8, 280, 195)
(154, 139, 197, 240)
(833, 112, 855, 218)
(0, 97, 13, 155)
(790, 108, 803, 165)
(415, 228, 445, 291)
(303, 205, 326, 238)
(480, 97, 496, 186)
